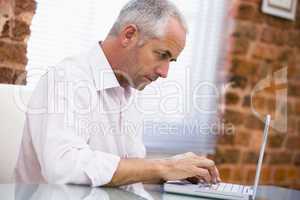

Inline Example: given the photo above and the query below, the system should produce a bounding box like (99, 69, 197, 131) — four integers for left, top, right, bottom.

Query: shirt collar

(89, 42, 121, 91)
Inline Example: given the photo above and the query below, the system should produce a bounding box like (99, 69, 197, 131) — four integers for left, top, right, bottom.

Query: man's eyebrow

(161, 50, 177, 62)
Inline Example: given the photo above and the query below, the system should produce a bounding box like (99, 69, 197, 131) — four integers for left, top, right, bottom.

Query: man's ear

(120, 24, 139, 47)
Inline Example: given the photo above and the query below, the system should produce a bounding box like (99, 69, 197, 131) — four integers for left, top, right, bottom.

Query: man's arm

(105, 153, 221, 187)
(105, 158, 165, 186)
(27, 70, 121, 186)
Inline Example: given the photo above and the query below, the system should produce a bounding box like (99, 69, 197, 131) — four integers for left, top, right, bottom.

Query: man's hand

(161, 152, 221, 184)
(105, 152, 220, 187)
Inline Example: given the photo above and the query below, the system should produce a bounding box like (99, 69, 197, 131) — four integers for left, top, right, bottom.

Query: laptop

(164, 115, 271, 200)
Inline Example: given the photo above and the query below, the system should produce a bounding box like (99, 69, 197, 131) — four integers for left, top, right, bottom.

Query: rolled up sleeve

(38, 127, 120, 186)
(83, 150, 120, 187)
(29, 68, 120, 186)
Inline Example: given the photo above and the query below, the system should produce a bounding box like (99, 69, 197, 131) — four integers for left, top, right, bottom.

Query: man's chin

(133, 81, 150, 91)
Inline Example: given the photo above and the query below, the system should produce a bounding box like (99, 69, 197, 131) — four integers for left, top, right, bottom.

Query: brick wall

(0, 0, 36, 85)
(214, 0, 300, 189)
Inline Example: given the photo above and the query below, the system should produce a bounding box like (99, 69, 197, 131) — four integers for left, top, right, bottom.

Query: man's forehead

(164, 18, 187, 43)
(158, 34, 186, 57)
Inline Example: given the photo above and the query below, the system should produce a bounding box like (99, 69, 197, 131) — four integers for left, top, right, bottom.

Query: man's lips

(145, 76, 158, 82)
(145, 76, 154, 82)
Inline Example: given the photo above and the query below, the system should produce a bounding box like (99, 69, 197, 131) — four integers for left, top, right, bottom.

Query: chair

(0, 84, 32, 183)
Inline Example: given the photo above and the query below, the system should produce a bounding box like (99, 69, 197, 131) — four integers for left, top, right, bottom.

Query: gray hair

(108, 0, 187, 40)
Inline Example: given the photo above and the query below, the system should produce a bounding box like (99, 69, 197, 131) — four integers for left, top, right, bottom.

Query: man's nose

(156, 62, 170, 78)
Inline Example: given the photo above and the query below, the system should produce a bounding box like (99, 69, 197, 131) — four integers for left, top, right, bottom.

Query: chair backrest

(0, 84, 32, 183)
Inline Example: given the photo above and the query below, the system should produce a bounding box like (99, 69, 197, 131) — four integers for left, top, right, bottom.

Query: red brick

(214, 147, 241, 164)
(0, 41, 27, 65)
(244, 114, 265, 130)
(268, 134, 285, 148)
(15, 0, 37, 15)
(246, 167, 256, 183)
(252, 43, 280, 61)
(251, 95, 267, 112)
(242, 95, 251, 107)
(234, 3, 257, 21)
(224, 109, 245, 125)
(261, 27, 289, 46)
(296, 18, 300, 31)
(261, 166, 272, 184)
(13, 69, 26, 85)
(294, 153, 300, 166)
(286, 102, 294, 120)
(0, 0, 12, 16)
(287, 168, 298, 182)
(229, 75, 248, 89)
(286, 117, 298, 135)
(268, 151, 293, 165)
(230, 58, 258, 77)
(285, 136, 300, 150)
(297, 167, 300, 182)
(1, 19, 30, 41)
(234, 131, 251, 146)
(293, 49, 300, 66)
(242, 151, 259, 164)
(230, 37, 250, 55)
(264, 13, 295, 30)
(232, 166, 244, 182)
(232, 21, 257, 40)
(218, 166, 232, 182)
(273, 167, 287, 182)
(247, 0, 261, 4)
(287, 65, 300, 83)
(266, 98, 277, 116)
(297, 119, 300, 135)
(225, 92, 240, 105)
(278, 48, 294, 63)
(289, 83, 300, 97)
(287, 31, 300, 48)
(218, 134, 235, 145)
(250, 131, 264, 150)
(0, 67, 14, 84)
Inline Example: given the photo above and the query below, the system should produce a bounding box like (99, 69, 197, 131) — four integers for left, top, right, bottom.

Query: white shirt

(15, 43, 146, 187)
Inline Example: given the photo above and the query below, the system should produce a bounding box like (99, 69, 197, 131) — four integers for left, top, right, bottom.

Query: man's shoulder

(33, 52, 96, 97)
(43, 52, 93, 84)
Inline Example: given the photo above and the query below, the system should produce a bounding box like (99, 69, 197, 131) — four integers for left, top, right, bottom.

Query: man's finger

(195, 157, 215, 168)
(215, 166, 221, 182)
(207, 166, 219, 184)
(186, 176, 199, 184)
(194, 157, 219, 183)
(193, 167, 212, 183)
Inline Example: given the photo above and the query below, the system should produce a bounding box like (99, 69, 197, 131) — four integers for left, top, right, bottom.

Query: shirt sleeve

(28, 66, 120, 186)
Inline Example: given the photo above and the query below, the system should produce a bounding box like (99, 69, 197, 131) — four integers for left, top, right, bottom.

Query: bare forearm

(105, 158, 168, 187)
(104, 152, 221, 187)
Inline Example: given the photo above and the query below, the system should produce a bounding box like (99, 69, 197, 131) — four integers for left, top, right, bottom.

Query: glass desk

(0, 184, 299, 200)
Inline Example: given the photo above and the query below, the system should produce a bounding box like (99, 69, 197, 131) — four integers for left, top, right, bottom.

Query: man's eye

(161, 53, 168, 59)
(157, 52, 168, 59)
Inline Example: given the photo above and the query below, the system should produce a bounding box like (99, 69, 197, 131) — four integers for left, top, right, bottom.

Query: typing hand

(161, 152, 221, 184)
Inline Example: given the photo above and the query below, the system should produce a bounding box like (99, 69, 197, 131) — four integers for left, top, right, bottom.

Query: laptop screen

(252, 115, 271, 198)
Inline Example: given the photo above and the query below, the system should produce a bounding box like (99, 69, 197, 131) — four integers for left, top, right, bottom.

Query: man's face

(125, 18, 186, 90)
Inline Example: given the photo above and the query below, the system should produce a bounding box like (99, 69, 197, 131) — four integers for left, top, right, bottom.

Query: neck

(100, 38, 130, 88)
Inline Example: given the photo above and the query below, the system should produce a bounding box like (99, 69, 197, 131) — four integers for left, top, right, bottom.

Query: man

(15, 0, 221, 187)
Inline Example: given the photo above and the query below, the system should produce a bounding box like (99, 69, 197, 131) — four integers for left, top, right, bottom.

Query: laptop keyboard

(198, 183, 253, 195)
